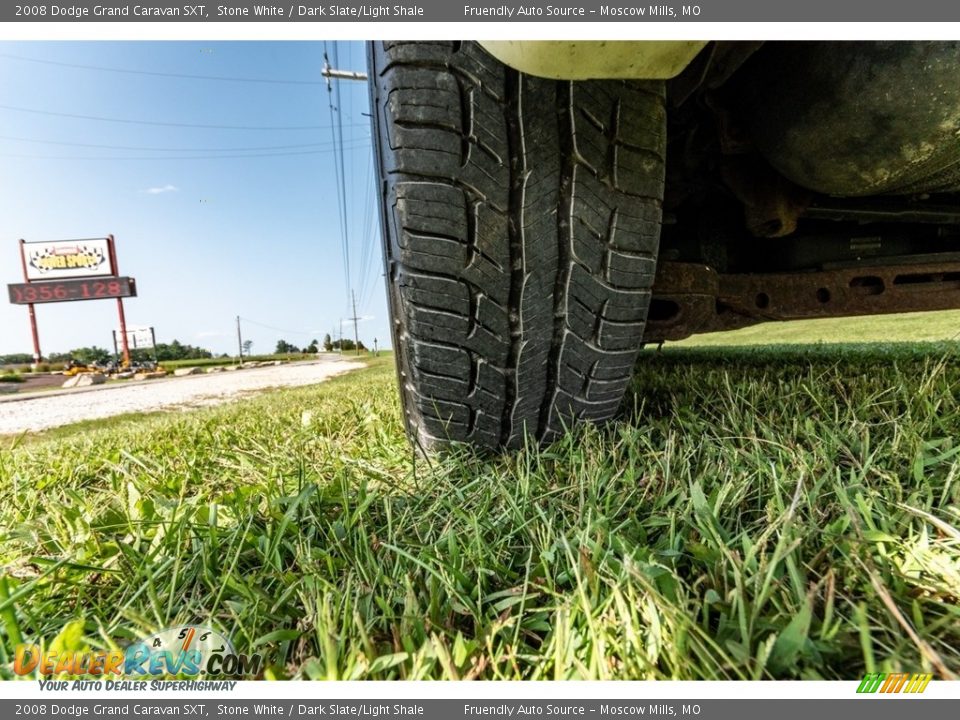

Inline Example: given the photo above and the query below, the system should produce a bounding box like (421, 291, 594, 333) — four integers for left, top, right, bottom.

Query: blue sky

(0, 40, 386, 357)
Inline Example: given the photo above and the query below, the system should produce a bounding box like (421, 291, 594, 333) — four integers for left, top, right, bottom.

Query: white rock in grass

(301, 410, 314, 427)
(173, 367, 204, 377)
(61, 376, 81, 388)
(0, 383, 18, 394)
(75, 373, 106, 387)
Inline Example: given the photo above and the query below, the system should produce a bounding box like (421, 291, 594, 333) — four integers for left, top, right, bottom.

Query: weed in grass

(0, 349, 957, 679)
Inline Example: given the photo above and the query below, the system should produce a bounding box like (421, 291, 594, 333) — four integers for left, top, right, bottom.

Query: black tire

(369, 41, 666, 450)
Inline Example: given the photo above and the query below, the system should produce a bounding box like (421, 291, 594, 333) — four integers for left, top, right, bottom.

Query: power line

(237, 317, 320, 337)
(319, 43, 383, 319)
(0, 51, 329, 85)
(361, 245, 385, 313)
(324, 41, 353, 309)
(354, 146, 377, 309)
(334, 42, 352, 306)
(0, 141, 371, 161)
(356, 149, 386, 315)
(0, 102, 333, 131)
(0, 132, 369, 153)
(331, 42, 383, 318)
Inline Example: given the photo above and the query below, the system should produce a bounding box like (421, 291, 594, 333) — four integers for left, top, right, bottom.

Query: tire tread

(370, 41, 664, 449)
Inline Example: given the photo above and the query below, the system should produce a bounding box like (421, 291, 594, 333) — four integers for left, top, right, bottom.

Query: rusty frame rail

(643, 259, 960, 342)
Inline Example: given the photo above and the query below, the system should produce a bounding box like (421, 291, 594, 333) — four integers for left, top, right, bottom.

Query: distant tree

(332, 338, 359, 352)
(242, 339, 253, 357)
(167, 339, 185, 359)
(275, 339, 298, 354)
(304, 339, 319, 353)
(70, 346, 111, 364)
(129, 348, 154, 363)
(186, 345, 212, 360)
(323, 334, 333, 352)
(1, 353, 37, 365)
(154, 340, 213, 361)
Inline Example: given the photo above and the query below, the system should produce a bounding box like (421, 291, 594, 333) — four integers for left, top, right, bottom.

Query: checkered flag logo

(28, 244, 106, 274)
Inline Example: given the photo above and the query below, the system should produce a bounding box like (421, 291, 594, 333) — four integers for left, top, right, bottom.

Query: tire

(369, 41, 666, 450)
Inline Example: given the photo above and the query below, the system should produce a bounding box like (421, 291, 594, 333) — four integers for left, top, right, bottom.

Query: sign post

(107, 235, 131, 367)
(17, 239, 42, 365)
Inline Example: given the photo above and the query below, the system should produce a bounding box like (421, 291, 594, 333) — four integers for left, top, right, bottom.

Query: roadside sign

(22, 238, 114, 280)
(7, 277, 137, 304)
(10, 234, 136, 365)
(122, 327, 155, 349)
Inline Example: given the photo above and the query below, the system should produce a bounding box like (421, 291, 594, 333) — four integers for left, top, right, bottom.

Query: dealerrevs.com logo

(14, 625, 263, 678)
(857, 673, 933, 694)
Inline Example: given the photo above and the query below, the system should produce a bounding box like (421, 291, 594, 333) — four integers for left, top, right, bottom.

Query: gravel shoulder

(0, 359, 364, 434)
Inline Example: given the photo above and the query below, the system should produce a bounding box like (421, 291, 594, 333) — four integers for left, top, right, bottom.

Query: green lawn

(674, 308, 960, 347)
(158, 352, 343, 371)
(1, 348, 958, 680)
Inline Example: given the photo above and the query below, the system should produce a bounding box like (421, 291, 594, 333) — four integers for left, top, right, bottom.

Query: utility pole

(351, 290, 361, 355)
(321, 66, 368, 83)
(236, 315, 244, 365)
(323, 51, 370, 359)
(338, 318, 343, 356)
(321, 57, 368, 87)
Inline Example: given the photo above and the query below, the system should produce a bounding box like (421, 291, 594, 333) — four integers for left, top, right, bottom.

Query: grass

(0, 364, 67, 374)
(3, 410, 183, 445)
(675, 308, 960, 347)
(158, 352, 355, 371)
(0, 347, 958, 681)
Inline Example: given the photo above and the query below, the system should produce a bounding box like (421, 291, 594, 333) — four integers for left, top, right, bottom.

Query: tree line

(2, 334, 369, 368)
(0, 339, 213, 365)
(273, 335, 365, 353)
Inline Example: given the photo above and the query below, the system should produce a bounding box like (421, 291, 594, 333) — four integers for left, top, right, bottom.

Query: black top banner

(5, 0, 960, 22)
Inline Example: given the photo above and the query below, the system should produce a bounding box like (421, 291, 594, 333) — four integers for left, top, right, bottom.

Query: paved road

(0, 359, 364, 434)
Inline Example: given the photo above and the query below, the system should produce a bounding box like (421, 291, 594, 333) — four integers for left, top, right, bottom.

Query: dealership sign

(10, 234, 137, 365)
(24, 238, 113, 280)
(8, 277, 136, 304)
